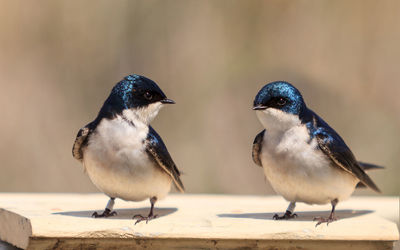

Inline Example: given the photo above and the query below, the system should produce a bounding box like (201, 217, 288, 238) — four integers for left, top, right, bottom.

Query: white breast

(83, 110, 172, 202)
(257, 109, 358, 205)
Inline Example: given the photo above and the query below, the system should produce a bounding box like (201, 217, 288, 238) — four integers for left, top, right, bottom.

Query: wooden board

(0, 193, 398, 249)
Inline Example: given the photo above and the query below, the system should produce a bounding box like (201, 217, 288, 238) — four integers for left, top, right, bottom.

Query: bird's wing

(356, 162, 384, 188)
(145, 126, 184, 193)
(315, 129, 381, 193)
(252, 129, 265, 167)
(72, 122, 95, 162)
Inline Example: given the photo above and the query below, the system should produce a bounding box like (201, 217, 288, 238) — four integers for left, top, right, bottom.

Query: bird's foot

(313, 215, 337, 227)
(92, 208, 117, 218)
(273, 211, 297, 220)
(133, 214, 158, 225)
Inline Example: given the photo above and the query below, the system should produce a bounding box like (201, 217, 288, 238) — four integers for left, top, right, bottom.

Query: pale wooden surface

(0, 193, 398, 250)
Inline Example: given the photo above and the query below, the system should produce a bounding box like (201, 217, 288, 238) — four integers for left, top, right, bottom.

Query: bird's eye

(144, 92, 153, 100)
(277, 97, 287, 106)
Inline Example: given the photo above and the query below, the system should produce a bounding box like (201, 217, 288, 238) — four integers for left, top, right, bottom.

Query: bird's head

(253, 81, 306, 131)
(103, 74, 174, 124)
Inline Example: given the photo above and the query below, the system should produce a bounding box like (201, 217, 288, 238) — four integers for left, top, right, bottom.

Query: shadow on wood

(54, 207, 178, 220)
(218, 209, 373, 221)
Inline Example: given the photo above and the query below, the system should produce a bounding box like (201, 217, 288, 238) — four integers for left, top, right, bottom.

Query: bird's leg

(273, 202, 297, 220)
(133, 196, 158, 225)
(92, 197, 117, 218)
(314, 198, 338, 227)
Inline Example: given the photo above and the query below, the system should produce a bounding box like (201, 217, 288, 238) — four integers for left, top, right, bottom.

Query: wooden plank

(0, 193, 398, 249)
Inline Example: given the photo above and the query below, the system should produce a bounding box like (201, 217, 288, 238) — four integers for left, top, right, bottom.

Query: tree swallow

(72, 74, 184, 224)
(252, 81, 382, 226)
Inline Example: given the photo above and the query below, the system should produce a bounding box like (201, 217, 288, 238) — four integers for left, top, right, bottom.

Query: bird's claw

(92, 209, 117, 218)
(273, 212, 297, 220)
(313, 215, 337, 227)
(133, 214, 158, 225)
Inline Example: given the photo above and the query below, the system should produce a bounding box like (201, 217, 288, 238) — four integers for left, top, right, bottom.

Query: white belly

(260, 125, 358, 205)
(83, 115, 172, 202)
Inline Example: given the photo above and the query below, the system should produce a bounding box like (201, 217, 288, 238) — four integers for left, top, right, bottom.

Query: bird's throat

(256, 109, 301, 133)
(123, 102, 163, 125)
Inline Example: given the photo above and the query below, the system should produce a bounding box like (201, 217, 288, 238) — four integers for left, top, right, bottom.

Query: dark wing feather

(315, 130, 381, 193)
(145, 126, 184, 193)
(356, 162, 384, 188)
(72, 122, 96, 161)
(252, 130, 265, 167)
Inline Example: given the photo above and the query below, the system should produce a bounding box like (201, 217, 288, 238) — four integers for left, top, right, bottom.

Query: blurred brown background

(0, 0, 399, 196)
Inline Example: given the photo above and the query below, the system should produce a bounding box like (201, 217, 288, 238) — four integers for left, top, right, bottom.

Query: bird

(252, 81, 382, 226)
(72, 74, 184, 224)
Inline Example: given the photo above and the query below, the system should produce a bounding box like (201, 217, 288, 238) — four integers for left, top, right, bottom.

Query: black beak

(252, 104, 267, 110)
(161, 98, 175, 104)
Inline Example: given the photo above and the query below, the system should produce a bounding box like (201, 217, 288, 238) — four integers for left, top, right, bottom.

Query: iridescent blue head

(99, 74, 174, 119)
(253, 81, 306, 116)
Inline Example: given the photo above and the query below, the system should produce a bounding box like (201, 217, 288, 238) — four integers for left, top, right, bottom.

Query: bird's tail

(358, 161, 384, 171)
(356, 161, 384, 189)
